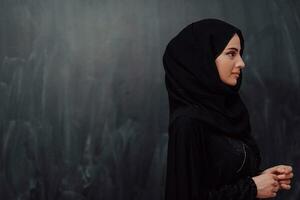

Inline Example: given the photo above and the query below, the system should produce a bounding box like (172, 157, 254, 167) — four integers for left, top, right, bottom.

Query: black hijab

(163, 18, 261, 166)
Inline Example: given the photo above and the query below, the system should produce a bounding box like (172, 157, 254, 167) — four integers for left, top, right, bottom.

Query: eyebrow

(226, 47, 240, 52)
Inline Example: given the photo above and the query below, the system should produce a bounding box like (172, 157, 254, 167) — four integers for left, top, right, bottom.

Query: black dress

(164, 115, 261, 200)
(162, 18, 263, 200)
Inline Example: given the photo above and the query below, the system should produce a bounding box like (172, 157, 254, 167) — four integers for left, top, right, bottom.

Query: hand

(252, 173, 280, 198)
(261, 165, 293, 190)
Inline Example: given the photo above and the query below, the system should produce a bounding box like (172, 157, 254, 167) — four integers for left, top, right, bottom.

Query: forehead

(225, 34, 241, 50)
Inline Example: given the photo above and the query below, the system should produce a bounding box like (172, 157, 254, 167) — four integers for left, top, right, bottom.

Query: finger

(266, 166, 282, 174)
(266, 165, 289, 175)
(286, 166, 293, 172)
(276, 165, 293, 173)
(287, 172, 294, 179)
(277, 167, 286, 174)
(280, 183, 291, 190)
(276, 166, 287, 174)
(280, 177, 292, 181)
(279, 179, 291, 184)
(278, 174, 285, 179)
(278, 173, 294, 179)
(282, 166, 293, 174)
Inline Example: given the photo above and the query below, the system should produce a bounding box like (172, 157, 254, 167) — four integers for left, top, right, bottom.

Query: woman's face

(215, 33, 245, 86)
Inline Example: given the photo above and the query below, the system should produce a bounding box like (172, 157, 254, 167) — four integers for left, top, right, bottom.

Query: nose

(237, 54, 245, 69)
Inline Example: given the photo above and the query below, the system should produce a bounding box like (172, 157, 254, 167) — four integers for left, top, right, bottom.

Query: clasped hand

(260, 165, 293, 190)
(252, 164, 294, 198)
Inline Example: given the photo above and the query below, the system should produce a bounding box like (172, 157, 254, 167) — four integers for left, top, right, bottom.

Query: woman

(162, 18, 293, 200)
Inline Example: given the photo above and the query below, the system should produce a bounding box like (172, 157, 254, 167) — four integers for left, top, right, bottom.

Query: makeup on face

(215, 34, 245, 86)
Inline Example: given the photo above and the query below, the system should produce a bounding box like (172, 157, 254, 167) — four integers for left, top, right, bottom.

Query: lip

(232, 73, 239, 78)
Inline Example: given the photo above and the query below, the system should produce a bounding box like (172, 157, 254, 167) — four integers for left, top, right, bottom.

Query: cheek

(216, 60, 234, 77)
(224, 61, 234, 73)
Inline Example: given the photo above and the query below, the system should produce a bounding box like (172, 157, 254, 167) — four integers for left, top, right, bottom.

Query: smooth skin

(253, 165, 294, 198)
(215, 33, 245, 86)
(215, 34, 294, 198)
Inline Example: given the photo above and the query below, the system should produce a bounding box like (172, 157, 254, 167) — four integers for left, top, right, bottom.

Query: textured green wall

(0, 0, 299, 199)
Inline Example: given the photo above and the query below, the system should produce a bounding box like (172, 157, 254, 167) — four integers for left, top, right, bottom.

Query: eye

(226, 52, 236, 58)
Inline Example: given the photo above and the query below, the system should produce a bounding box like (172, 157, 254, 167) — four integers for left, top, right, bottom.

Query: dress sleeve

(257, 168, 264, 175)
(165, 116, 258, 200)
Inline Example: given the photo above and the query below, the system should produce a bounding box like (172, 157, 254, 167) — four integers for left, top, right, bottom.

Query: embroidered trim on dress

(236, 143, 246, 173)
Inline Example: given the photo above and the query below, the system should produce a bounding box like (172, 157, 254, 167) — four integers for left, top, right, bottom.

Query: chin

(225, 79, 237, 86)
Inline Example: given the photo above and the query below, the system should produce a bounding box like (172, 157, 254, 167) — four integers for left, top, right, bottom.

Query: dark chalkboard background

(0, 0, 299, 199)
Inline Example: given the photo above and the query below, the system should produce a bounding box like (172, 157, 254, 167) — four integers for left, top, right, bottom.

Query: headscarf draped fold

(163, 18, 261, 166)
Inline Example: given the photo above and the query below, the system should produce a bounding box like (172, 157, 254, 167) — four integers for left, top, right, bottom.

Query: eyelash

(227, 52, 236, 57)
